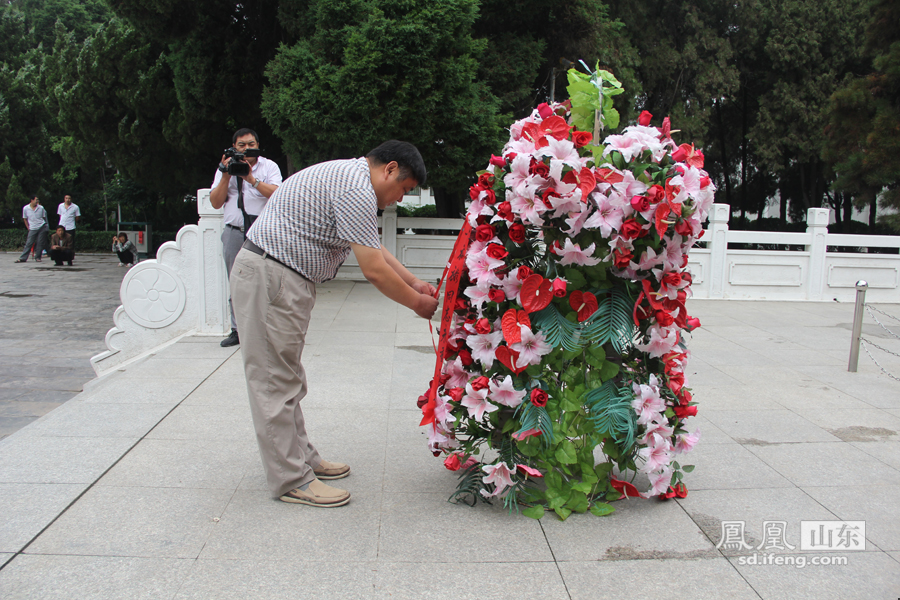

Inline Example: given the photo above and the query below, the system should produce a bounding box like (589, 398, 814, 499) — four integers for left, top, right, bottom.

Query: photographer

(209, 128, 282, 347)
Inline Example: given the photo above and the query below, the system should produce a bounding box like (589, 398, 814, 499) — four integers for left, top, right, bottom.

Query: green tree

(262, 0, 506, 217)
(824, 0, 900, 230)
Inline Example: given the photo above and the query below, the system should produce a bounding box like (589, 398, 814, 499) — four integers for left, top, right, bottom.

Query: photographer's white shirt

(57, 202, 81, 230)
(23, 204, 48, 230)
(211, 156, 283, 228)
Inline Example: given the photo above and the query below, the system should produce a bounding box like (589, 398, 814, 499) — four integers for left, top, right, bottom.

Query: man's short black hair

(56, 225, 65, 230)
(367, 140, 427, 187)
(233, 128, 259, 145)
(118, 232, 128, 241)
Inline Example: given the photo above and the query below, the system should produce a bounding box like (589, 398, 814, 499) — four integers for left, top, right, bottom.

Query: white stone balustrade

(92, 199, 900, 376)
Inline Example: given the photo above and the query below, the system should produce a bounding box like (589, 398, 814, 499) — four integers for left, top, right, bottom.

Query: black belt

(226, 223, 246, 233)
(242, 239, 293, 272)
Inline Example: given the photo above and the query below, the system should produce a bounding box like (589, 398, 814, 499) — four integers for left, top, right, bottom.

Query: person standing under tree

(209, 127, 282, 348)
(14, 196, 49, 263)
(57, 194, 81, 252)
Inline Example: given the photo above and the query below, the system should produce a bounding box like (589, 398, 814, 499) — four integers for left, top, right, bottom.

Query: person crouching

(112, 233, 137, 266)
(49, 225, 75, 266)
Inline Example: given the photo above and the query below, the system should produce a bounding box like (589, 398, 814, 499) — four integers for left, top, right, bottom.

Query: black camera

(220, 147, 261, 177)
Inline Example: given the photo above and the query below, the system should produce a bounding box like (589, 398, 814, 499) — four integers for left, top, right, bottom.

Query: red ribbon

(421, 220, 474, 426)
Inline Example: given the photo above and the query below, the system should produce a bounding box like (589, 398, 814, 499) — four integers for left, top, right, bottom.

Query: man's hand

(414, 293, 439, 320)
(411, 278, 438, 297)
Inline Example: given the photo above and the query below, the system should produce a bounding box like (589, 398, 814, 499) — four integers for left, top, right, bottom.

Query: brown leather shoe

(280, 479, 350, 507)
(313, 459, 350, 480)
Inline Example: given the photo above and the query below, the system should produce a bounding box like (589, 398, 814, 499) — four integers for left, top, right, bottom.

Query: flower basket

(419, 65, 712, 520)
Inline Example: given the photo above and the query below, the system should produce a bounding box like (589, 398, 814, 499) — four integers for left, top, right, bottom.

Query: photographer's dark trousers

(222, 224, 246, 331)
(116, 249, 134, 265)
(49, 248, 74, 266)
(18, 225, 48, 262)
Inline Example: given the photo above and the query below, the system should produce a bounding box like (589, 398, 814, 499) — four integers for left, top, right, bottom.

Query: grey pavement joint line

(538, 519, 573, 600)
(0, 369, 219, 571)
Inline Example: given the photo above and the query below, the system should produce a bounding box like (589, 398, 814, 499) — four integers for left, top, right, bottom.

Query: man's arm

(352, 243, 438, 319)
(243, 174, 278, 199)
(209, 170, 231, 209)
(380, 245, 437, 296)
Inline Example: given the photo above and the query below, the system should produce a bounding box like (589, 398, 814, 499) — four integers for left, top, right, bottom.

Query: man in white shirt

(57, 194, 81, 260)
(209, 128, 283, 347)
(15, 196, 49, 263)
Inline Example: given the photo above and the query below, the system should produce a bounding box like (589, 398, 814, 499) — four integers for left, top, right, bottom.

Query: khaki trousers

(230, 248, 322, 497)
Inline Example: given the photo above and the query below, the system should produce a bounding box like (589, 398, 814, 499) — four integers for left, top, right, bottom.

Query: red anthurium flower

(521, 122, 549, 148)
(516, 464, 544, 478)
(610, 477, 641, 499)
(500, 309, 531, 345)
(655, 203, 673, 238)
(538, 115, 572, 140)
(659, 116, 672, 139)
(572, 130, 592, 148)
(562, 167, 597, 200)
(520, 274, 553, 313)
(595, 167, 625, 185)
(685, 316, 701, 331)
(511, 428, 542, 441)
(569, 290, 599, 321)
(674, 219, 693, 237)
(638, 110, 653, 126)
(671, 143, 704, 168)
(495, 345, 526, 374)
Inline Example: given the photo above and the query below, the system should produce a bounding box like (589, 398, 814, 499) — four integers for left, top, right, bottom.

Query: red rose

(677, 389, 692, 404)
(444, 454, 462, 471)
(497, 201, 514, 222)
(486, 244, 508, 260)
(443, 341, 458, 359)
(475, 224, 495, 243)
(612, 249, 633, 269)
(572, 130, 593, 148)
(447, 387, 464, 403)
(552, 278, 567, 297)
(620, 218, 644, 240)
(488, 288, 505, 303)
(454, 297, 469, 311)
(474, 318, 491, 334)
(700, 175, 711, 188)
(517, 265, 533, 281)
(489, 154, 506, 167)
(537, 102, 554, 119)
(660, 116, 671, 139)
(647, 184, 665, 204)
(509, 223, 526, 244)
(416, 393, 429, 409)
(671, 145, 688, 163)
(673, 404, 698, 419)
(638, 110, 653, 126)
(655, 311, 674, 327)
(482, 189, 497, 205)
(667, 372, 685, 394)
(662, 272, 683, 287)
(458, 348, 473, 366)
(674, 220, 693, 237)
(630, 195, 650, 212)
(471, 376, 490, 391)
(530, 388, 548, 407)
(530, 161, 550, 178)
(478, 172, 495, 188)
(469, 184, 484, 201)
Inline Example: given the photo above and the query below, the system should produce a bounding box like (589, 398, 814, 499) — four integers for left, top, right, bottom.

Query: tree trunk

(714, 99, 732, 208)
(869, 193, 877, 228)
(843, 190, 852, 230)
(432, 187, 464, 219)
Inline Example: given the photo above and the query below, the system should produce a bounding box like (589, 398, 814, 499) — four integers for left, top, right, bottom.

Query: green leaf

(522, 505, 545, 520)
(571, 480, 594, 494)
(554, 506, 573, 521)
(590, 503, 616, 517)
(566, 491, 590, 513)
(682, 465, 695, 473)
(555, 440, 578, 464)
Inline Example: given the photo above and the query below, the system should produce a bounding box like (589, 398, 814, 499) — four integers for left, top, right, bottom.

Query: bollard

(848, 280, 868, 372)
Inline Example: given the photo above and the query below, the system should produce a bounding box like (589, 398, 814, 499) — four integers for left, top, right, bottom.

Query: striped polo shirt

(247, 157, 381, 282)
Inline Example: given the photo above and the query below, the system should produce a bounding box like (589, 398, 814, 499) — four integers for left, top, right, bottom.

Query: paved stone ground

(0, 252, 126, 441)
(0, 279, 899, 599)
